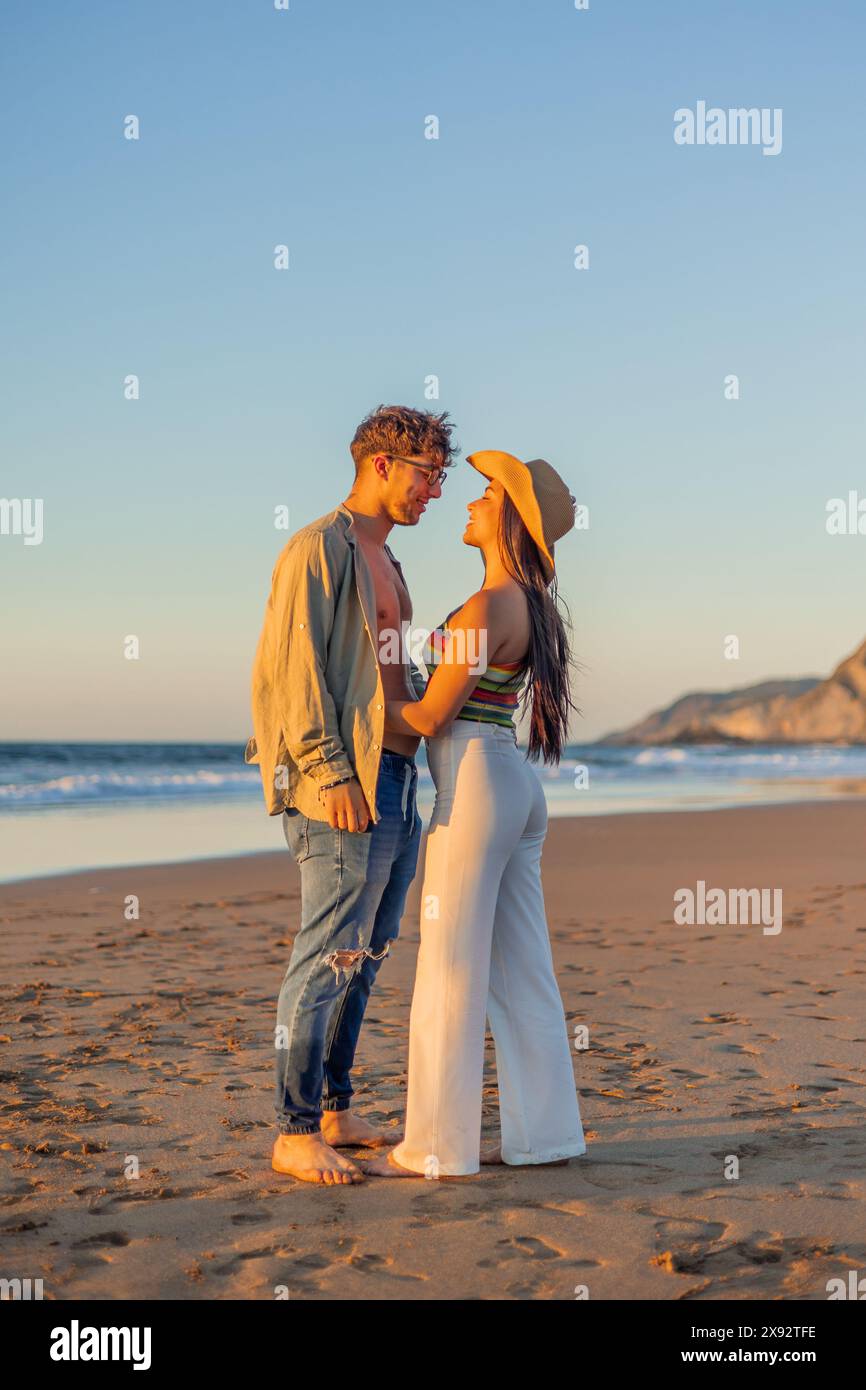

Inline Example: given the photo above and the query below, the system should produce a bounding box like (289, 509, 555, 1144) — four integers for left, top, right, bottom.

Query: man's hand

(320, 778, 371, 832)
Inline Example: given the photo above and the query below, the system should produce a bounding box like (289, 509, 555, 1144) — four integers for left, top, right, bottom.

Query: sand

(1, 801, 865, 1301)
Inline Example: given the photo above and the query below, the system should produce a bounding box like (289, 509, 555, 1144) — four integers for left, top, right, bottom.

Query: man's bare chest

(357, 545, 412, 635)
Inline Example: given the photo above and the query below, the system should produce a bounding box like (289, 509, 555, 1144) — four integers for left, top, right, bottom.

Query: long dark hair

(497, 492, 582, 765)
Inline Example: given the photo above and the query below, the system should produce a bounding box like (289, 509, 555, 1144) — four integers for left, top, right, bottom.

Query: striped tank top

(423, 617, 527, 730)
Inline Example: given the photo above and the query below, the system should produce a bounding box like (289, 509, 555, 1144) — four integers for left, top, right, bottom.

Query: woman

(366, 450, 587, 1178)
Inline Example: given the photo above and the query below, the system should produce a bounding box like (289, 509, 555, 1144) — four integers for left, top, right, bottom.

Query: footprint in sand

(344, 1251, 423, 1282)
(71, 1230, 130, 1248)
(579, 1160, 676, 1191)
(653, 1215, 728, 1259)
(479, 1235, 562, 1264)
(655, 1232, 841, 1298)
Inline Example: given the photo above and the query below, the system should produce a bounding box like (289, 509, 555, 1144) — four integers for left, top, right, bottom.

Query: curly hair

(350, 404, 459, 473)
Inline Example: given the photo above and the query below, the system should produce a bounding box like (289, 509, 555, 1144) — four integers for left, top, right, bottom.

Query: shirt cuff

(295, 749, 355, 786)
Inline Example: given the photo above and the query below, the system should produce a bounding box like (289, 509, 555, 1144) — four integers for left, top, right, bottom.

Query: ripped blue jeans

(275, 750, 422, 1136)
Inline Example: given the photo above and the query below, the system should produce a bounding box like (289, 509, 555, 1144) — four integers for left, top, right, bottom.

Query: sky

(2, 0, 864, 743)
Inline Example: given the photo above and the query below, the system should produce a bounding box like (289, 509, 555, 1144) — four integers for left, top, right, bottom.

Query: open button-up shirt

(245, 503, 425, 824)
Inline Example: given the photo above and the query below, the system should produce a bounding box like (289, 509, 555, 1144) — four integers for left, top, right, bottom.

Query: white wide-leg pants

(392, 719, 586, 1176)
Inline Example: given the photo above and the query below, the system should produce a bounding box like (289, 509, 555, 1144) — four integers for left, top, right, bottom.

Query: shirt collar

(335, 502, 399, 565)
(335, 502, 358, 545)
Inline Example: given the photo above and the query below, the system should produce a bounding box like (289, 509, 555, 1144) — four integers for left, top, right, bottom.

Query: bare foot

(321, 1109, 393, 1149)
(362, 1148, 425, 1179)
(481, 1145, 569, 1167)
(363, 1149, 479, 1181)
(271, 1132, 364, 1185)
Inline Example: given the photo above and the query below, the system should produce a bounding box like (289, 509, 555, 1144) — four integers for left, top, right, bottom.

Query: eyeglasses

(388, 454, 446, 488)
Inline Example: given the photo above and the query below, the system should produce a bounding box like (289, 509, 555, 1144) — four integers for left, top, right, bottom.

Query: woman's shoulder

(442, 590, 496, 628)
(460, 586, 530, 665)
(449, 586, 528, 629)
(428, 594, 492, 663)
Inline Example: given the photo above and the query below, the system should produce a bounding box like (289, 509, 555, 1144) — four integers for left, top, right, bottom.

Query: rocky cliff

(600, 637, 866, 744)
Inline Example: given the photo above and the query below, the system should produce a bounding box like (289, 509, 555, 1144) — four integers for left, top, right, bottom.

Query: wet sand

(1, 801, 865, 1300)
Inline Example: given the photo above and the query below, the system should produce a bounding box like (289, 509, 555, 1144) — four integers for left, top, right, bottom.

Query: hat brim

(466, 450, 556, 579)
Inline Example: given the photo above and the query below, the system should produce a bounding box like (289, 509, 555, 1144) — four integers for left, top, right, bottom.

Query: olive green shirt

(245, 503, 424, 824)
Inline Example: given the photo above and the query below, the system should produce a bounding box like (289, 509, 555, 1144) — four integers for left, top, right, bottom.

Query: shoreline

(2, 792, 865, 892)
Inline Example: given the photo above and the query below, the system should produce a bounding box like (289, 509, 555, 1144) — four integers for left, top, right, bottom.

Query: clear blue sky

(2, 0, 864, 742)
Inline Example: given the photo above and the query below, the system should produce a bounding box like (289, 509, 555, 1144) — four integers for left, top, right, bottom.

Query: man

(245, 404, 458, 1185)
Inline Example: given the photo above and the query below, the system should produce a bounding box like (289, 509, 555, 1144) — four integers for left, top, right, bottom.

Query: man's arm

(272, 530, 356, 790)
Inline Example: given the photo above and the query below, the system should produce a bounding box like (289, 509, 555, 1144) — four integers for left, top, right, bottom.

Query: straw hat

(466, 450, 576, 581)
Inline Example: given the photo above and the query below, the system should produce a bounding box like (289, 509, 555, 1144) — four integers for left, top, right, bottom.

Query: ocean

(1, 740, 865, 884)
